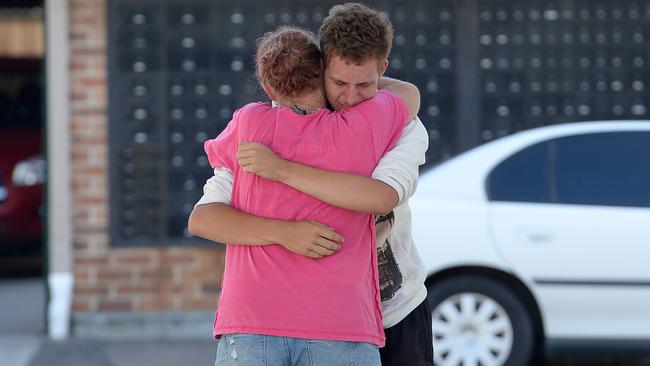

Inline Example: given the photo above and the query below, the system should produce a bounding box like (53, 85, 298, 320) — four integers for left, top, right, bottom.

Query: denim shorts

(214, 333, 380, 366)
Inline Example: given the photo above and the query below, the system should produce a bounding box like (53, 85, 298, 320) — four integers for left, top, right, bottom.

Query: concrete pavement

(2, 278, 649, 366)
(25, 338, 216, 366)
(0, 277, 217, 366)
(1, 334, 217, 366)
(1, 334, 42, 366)
(0, 278, 45, 366)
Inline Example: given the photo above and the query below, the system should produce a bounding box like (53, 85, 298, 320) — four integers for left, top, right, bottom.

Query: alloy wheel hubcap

(432, 292, 513, 366)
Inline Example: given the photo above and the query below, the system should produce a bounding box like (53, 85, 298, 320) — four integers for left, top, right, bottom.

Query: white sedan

(411, 121, 650, 366)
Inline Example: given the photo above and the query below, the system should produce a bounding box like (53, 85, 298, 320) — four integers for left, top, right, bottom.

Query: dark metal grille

(108, 0, 650, 245)
(477, 0, 650, 143)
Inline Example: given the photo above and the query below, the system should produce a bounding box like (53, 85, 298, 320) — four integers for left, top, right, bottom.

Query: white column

(45, 0, 73, 340)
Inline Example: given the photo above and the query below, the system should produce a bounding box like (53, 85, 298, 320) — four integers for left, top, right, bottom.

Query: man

(189, 3, 433, 365)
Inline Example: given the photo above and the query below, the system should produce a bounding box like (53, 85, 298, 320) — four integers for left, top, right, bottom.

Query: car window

(553, 131, 650, 208)
(0, 73, 42, 130)
(487, 141, 551, 203)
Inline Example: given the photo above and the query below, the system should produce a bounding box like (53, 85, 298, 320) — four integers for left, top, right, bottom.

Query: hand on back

(237, 142, 288, 181)
(277, 220, 343, 259)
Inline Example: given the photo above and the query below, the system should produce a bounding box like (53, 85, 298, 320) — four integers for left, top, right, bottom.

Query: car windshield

(0, 72, 42, 130)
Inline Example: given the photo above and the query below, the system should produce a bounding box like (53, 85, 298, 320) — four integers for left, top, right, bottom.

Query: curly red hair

(255, 26, 322, 98)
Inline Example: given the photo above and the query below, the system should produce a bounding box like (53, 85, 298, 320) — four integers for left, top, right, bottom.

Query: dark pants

(380, 298, 434, 366)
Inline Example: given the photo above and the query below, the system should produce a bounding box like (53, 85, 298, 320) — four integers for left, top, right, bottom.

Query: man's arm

(371, 116, 428, 204)
(378, 76, 420, 121)
(188, 169, 342, 259)
(189, 202, 281, 246)
(237, 116, 429, 215)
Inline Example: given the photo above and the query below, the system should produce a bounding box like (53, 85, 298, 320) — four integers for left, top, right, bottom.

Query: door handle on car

(526, 232, 554, 243)
(517, 228, 554, 244)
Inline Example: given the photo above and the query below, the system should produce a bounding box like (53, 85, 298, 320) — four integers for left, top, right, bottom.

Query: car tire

(427, 274, 534, 366)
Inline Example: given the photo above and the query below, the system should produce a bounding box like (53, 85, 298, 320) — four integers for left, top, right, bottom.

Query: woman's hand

(237, 142, 289, 181)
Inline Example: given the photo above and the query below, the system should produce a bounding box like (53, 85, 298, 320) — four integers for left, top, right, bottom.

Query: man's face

(323, 54, 388, 111)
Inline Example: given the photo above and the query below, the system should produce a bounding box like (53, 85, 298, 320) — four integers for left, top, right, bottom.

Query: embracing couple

(189, 3, 433, 365)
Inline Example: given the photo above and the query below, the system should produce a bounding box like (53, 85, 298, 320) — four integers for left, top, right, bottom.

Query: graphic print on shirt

(376, 211, 402, 301)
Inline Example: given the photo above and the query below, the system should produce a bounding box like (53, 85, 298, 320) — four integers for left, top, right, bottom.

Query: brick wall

(68, 0, 225, 321)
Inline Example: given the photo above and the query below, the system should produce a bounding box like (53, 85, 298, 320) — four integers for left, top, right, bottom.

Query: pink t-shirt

(205, 90, 409, 346)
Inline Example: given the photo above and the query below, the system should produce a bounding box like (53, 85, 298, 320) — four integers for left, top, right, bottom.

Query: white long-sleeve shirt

(195, 116, 429, 328)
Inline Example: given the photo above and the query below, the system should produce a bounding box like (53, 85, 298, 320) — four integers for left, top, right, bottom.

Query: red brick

(201, 282, 222, 295)
(97, 300, 133, 311)
(76, 256, 109, 266)
(72, 299, 92, 312)
(97, 268, 132, 281)
(75, 284, 108, 295)
(116, 283, 158, 295)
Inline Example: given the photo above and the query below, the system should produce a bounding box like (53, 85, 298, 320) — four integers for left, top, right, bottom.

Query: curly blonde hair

(319, 2, 393, 65)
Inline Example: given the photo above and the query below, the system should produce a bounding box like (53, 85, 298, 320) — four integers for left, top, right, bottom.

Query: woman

(205, 26, 418, 365)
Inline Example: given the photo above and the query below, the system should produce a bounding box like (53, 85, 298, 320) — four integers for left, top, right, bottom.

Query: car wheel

(427, 275, 534, 366)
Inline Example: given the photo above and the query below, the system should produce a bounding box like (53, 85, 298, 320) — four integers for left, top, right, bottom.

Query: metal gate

(108, 0, 650, 245)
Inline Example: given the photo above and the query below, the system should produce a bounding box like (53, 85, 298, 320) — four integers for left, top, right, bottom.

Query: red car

(0, 57, 44, 253)
(0, 127, 43, 249)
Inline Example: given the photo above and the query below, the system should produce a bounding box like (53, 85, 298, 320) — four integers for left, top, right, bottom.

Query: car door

(488, 131, 650, 339)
